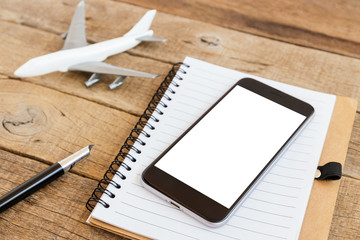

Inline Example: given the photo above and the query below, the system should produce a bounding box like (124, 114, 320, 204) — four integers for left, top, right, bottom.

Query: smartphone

(141, 78, 314, 227)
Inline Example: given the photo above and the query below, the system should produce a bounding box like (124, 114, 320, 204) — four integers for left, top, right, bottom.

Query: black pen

(0, 145, 94, 213)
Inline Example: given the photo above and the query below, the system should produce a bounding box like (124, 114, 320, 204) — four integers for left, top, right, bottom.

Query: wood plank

(0, 79, 138, 180)
(1, 0, 360, 113)
(118, 0, 360, 59)
(343, 112, 360, 180)
(0, 149, 124, 239)
(329, 176, 360, 240)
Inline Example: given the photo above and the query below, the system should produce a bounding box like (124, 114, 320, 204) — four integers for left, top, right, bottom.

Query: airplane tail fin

(124, 10, 157, 37)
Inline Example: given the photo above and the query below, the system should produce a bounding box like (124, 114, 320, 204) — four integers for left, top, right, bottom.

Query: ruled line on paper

(240, 206, 294, 218)
(233, 215, 291, 229)
(118, 202, 243, 240)
(126, 191, 174, 209)
(275, 164, 306, 172)
(303, 127, 318, 132)
(191, 66, 239, 82)
(144, 155, 156, 160)
(297, 134, 314, 139)
(281, 157, 309, 163)
(226, 223, 287, 240)
(126, 186, 291, 239)
(114, 211, 200, 240)
(120, 199, 289, 239)
(185, 77, 226, 92)
(173, 107, 200, 118)
(192, 61, 329, 104)
(268, 172, 305, 180)
(156, 138, 173, 146)
(261, 180, 302, 189)
(150, 147, 164, 153)
(169, 115, 193, 125)
(254, 189, 299, 199)
(248, 197, 296, 208)
(164, 123, 186, 132)
(182, 86, 221, 99)
(286, 149, 311, 155)
(177, 100, 209, 111)
(189, 71, 232, 85)
(179, 92, 216, 105)
(292, 142, 312, 147)
(159, 130, 180, 139)
(131, 180, 143, 188)
(127, 186, 296, 218)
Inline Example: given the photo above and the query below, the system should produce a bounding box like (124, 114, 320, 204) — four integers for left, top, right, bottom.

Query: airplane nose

(14, 54, 57, 77)
(14, 61, 36, 77)
(14, 65, 27, 77)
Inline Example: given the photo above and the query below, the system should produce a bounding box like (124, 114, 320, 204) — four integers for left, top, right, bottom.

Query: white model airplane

(14, 1, 166, 90)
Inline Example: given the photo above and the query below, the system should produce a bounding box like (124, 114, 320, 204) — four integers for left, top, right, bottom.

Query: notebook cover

(299, 96, 357, 240)
(88, 96, 357, 240)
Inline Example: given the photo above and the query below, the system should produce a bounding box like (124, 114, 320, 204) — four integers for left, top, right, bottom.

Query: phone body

(141, 78, 314, 227)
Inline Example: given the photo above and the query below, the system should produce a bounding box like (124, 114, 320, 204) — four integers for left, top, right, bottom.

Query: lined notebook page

(89, 57, 336, 240)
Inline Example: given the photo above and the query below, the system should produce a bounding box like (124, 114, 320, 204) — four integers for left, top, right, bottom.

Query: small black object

(0, 164, 64, 213)
(0, 145, 93, 213)
(315, 162, 342, 180)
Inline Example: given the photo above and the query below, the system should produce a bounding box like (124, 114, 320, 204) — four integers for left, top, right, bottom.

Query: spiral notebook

(86, 57, 356, 239)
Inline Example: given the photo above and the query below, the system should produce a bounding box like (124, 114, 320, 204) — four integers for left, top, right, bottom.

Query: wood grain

(0, 149, 124, 240)
(343, 112, 360, 180)
(0, 79, 138, 180)
(118, 0, 360, 59)
(329, 176, 360, 240)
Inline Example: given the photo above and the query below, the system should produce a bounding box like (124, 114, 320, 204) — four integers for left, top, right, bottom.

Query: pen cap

(59, 145, 93, 171)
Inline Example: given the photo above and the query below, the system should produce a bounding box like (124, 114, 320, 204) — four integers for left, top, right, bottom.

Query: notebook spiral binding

(86, 62, 190, 211)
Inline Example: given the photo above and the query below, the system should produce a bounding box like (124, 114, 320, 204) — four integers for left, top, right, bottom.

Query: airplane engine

(109, 76, 126, 90)
(85, 73, 101, 87)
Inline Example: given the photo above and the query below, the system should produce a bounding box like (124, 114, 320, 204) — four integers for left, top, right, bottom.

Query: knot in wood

(2, 106, 47, 136)
(200, 36, 220, 46)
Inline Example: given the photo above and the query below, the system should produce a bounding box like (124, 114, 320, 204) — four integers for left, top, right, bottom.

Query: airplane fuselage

(15, 31, 153, 77)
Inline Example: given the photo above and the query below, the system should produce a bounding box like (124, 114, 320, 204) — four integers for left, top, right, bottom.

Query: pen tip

(89, 145, 94, 151)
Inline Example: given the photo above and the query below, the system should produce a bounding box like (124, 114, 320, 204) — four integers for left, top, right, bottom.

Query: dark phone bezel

(142, 78, 315, 224)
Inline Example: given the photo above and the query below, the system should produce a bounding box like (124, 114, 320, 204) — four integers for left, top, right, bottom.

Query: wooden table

(0, 0, 359, 239)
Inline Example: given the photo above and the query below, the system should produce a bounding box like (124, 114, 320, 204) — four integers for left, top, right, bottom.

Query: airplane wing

(68, 62, 161, 78)
(136, 36, 167, 42)
(62, 1, 87, 50)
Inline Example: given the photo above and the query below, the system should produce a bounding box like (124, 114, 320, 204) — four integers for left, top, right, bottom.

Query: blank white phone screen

(155, 85, 306, 208)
